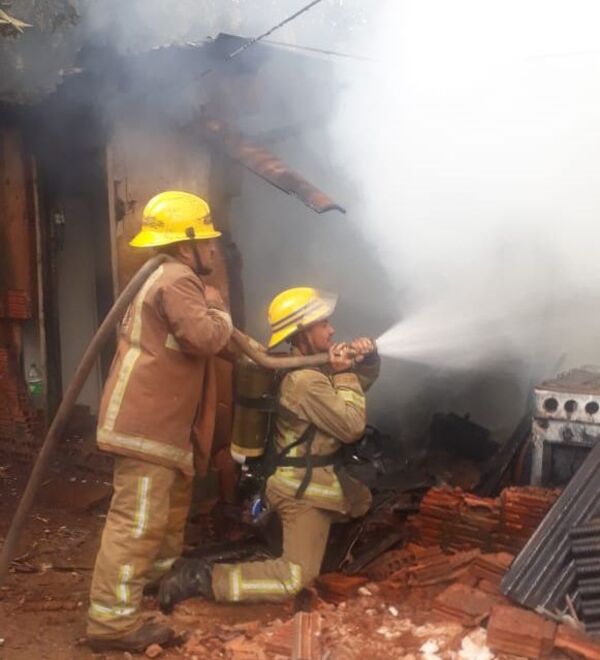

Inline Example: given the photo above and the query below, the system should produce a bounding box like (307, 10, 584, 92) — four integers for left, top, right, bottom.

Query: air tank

(230, 355, 277, 462)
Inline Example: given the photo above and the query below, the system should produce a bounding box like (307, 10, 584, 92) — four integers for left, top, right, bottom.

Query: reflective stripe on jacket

(97, 258, 232, 474)
(268, 355, 380, 514)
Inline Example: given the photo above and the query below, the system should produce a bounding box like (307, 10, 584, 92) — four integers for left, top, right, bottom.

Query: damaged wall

(108, 122, 215, 288)
(0, 127, 34, 305)
(7, 15, 546, 454)
(0, 120, 40, 453)
(106, 117, 234, 457)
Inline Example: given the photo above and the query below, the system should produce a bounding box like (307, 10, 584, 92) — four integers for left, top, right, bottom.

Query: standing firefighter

(86, 191, 232, 653)
(158, 287, 380, 609)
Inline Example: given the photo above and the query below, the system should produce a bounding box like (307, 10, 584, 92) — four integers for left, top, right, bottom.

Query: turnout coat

(96, 257, 233, 476)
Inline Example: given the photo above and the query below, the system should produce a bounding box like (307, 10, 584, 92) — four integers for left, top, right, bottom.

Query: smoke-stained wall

(109, 122, 214, 287)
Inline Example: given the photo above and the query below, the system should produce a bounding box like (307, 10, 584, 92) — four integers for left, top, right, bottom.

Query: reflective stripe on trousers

(227, 562, 303, 601)
(89, 602, 137, 620)
(132, 477, 151, 538)
(87, 457, 192, 638)
(153, 556, 177, 572)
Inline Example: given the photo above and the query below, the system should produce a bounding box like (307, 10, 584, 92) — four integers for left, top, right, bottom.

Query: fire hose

(0, 255, 330, 588)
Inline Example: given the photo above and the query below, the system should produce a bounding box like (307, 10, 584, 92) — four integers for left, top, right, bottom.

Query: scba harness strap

(250, 367, 341, 499)
(275, 424, 343, 499)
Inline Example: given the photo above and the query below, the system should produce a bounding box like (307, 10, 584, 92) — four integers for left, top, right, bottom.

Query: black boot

(143, 577, 162, 597)
(87, 620, 175, 653)
(158, 558, 214, 614)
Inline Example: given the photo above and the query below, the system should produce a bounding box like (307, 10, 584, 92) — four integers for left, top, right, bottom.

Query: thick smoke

(331, 0, 600, 376)
(80, 0, 581, 439)
(81, 0, 369, 53)
(21, 0, 589, 441)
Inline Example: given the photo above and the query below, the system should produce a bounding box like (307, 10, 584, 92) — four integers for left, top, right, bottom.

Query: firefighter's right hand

(204, 285, 226, 310)
(329, 343, 354, 373)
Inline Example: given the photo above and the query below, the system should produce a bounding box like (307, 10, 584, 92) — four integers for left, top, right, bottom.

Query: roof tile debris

(408, 485, 559, 554)
(166, 483, 600, 659)
(174, 526, 600, 658)
(487, 604, 556, 658)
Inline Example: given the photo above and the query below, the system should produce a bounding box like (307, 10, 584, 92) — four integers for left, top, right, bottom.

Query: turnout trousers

(87, 456, 193, 638)
(211, 482, 335, 603)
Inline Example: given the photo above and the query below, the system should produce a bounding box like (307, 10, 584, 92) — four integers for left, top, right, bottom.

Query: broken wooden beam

(199, 117, 346, 214)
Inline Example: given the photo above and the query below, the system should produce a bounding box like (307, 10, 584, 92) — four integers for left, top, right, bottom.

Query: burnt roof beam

(199, 116, 345, 215)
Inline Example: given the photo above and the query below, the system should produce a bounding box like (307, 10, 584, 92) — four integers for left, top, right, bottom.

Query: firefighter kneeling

(158, 287, 380, 609)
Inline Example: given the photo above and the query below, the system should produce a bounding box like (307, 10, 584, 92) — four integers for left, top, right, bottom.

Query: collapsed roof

(35, 33, 345, 214)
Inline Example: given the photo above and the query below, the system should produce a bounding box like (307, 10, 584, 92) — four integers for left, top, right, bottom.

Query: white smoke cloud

(72, 0, 600, 435)
(331, 0, 600, 372)
(81, 0, 369, 53)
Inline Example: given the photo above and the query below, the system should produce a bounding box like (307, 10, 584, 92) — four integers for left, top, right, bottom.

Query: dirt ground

(3, 457, 592, 660)
(0, 460, 288, 660)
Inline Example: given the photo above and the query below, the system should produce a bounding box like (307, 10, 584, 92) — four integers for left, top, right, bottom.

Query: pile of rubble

(409, 485, 559, 553)
(169, 539, 600, 659)
(143, 484, 600, 659)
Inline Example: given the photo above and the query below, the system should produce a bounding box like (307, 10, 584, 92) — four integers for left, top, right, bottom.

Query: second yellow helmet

(267, 287, 338, 348)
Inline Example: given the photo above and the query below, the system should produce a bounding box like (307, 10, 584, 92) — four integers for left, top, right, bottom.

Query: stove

(532, 367, 600, 486)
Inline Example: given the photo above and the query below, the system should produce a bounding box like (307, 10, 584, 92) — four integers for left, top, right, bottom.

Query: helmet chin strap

(185, 227, 211, 276)
(296, 329, 316, 356)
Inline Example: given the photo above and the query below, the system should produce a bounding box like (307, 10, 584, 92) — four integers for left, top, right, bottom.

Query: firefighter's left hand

(350, 337, 377, 363)
(329, 343, 355, 372)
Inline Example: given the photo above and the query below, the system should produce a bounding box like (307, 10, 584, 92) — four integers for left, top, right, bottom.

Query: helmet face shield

(268, 288, 338, 348)
(296, 291, 338, 332)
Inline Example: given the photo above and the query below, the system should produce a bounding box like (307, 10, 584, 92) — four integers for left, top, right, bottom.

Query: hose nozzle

(333, 348, 358, 359)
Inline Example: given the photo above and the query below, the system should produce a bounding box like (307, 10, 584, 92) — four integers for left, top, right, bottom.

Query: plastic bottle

(27, 363, 43, 398)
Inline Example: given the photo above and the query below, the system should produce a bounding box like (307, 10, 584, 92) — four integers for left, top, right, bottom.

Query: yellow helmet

(130, 190, 221, 248)
(267, 287, 338, 348)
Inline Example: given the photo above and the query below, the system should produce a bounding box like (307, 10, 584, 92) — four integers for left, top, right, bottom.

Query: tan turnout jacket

(268, 354, 380, 515)
(96, 258, 232, 475)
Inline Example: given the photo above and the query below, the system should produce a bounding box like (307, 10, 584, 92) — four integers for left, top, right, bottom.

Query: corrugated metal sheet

(200, 116, 346, 215)
(501, 440, 600, 611)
